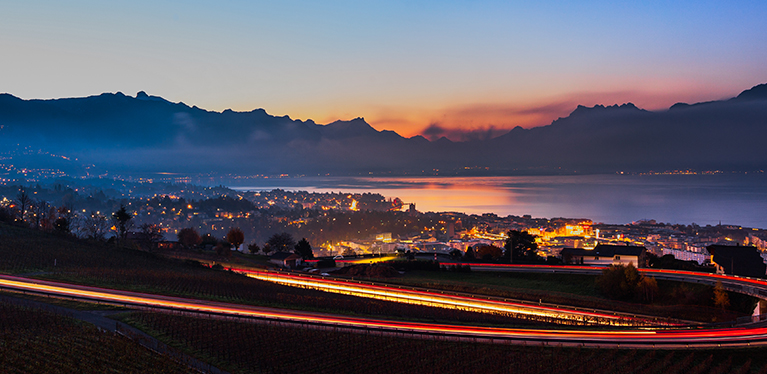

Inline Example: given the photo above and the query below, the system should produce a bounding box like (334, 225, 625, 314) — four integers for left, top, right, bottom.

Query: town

(2, 177, 765, 270)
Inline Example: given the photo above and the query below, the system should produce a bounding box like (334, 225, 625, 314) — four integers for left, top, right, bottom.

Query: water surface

(230, 174, 767, 228)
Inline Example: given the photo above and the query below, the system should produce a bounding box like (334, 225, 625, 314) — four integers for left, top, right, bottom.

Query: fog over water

(231, 174, 767, 228)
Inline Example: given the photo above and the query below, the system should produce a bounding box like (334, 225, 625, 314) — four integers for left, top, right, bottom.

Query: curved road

(442, 263, 767, 299)
(2, 269, 767, 349)
(233, 267, 679, 327)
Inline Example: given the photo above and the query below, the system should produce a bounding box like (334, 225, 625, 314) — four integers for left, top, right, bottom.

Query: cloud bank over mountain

(1, 84, 766, 176)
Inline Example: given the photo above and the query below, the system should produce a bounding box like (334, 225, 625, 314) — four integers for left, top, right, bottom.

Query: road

(3, 273, 767, 348)
(441, 263, 767, 299)
(232, 267, 678, 327)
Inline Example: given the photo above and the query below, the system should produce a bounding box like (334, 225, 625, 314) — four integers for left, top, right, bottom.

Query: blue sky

(2, 0, 765, 136)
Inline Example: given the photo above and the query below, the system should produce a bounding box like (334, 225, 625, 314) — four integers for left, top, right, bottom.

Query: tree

(177, 227, 202, 249)
(201, 233, 218, 248)
(464, 246, 476, 261)
(294, 238, 314, 259)
(247, 242, 261, 254)
(32, 200, 49, 229)
(137, 223, 164, 251)
(638, 276, 659, 303)
(226, 227, 245, 251)
(53, 206, 72, 233)
(112, 205, 133, 242)
(53, 217, 71, 234)
(713, 280, 730, 310)
(16, 188, 32, 223)
(475, 244, 503, 261)
(81, 211, 109, 241)
(504, 230, 539, 263)
(596, 263, 642, 300)
(261, 243, 272, 255)
(267, 232, 296, 252)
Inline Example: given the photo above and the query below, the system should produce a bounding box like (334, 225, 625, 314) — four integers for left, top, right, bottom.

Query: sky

(2, 0, 766, 139)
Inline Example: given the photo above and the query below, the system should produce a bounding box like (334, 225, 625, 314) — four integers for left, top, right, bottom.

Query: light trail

(2, 274, 767, 348)
(440, 263, 767, 298)
(232, 267, 670, 327)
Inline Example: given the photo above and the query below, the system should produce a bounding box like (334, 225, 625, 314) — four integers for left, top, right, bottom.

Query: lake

(230, 174, 767, 228)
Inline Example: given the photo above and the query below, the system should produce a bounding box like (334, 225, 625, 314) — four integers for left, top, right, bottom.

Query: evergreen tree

(294, 238, 314, 259)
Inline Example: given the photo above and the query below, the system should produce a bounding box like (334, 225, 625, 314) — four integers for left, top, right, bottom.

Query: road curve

(231, 267, 677, 327)
(441, 263, 767, 299)
(2, 274, 767, 349)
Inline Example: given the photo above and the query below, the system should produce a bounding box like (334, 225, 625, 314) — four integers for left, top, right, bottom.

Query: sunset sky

(2, 1, 766, 139)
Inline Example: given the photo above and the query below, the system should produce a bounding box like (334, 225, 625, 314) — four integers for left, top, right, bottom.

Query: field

(0, 300, 191, 373)
(121, 309, 767, 374)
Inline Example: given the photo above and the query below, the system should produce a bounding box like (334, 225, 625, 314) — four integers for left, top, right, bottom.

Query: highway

(440, 263, 767, 299)
(3, 272, 767, 348)
(232, 267, 677, 327)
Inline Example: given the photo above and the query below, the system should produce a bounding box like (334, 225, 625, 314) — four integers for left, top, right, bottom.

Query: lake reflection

(230, 174, 767, 228)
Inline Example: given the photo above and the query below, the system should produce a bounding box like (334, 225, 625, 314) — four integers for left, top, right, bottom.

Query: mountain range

(1, 84, 766, 176)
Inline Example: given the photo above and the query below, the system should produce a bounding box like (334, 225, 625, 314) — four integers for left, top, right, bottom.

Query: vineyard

(0, 223, 555, 327)
(4, 222, 767, 372)
(0, 301, 190, 373)
(125, 310, 767, 374)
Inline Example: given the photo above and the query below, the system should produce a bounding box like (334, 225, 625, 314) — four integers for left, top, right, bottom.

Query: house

(560, 244, 647, 267)
(707, 245, 766, 278)
(269, 252, 303, 269)
(157, 241, 180, 250)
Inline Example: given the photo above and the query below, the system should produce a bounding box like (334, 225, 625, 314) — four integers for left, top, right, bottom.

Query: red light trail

(2, 271, 767, 348)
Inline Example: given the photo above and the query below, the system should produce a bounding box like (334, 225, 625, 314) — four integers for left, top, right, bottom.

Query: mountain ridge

(1, 84, 766, 176)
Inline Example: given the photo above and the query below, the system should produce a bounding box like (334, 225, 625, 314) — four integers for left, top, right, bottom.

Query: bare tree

(267, 232, 296, 252)
(16, 188, 32, 223)
(32, 200, 50, 230)
(137, 223, 164, 251)
(81, 211, 110, 240)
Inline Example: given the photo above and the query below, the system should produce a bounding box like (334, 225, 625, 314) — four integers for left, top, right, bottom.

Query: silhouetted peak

(318, 117, 379, 139)
(735, 83, 767, 101)
(325, 118, 374, 131)
(570, 102, 640, 116)
(134, 91, 170, 103)
(409, 135, 429, 143)
(669, 102, 690, 110)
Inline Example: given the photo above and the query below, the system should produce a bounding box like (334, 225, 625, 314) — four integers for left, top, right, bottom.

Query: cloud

(368, 88, 718, 140)
(421, 123, 508, 142)
(173, 112, 197, 132)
